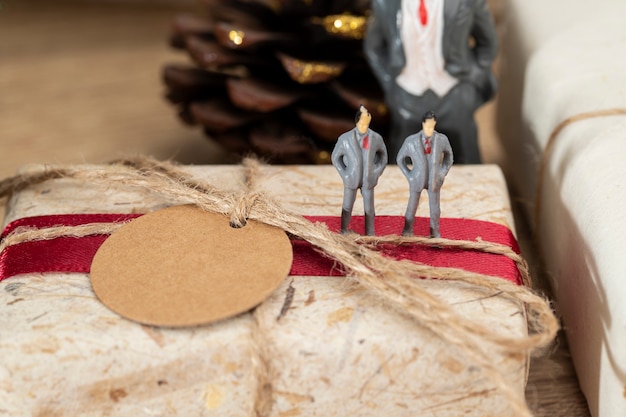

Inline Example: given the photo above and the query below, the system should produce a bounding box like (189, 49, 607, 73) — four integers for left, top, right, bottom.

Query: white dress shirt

(395, 0, 459, 97)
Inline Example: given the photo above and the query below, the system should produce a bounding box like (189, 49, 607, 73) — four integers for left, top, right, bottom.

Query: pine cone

(163, 0, 389, 164)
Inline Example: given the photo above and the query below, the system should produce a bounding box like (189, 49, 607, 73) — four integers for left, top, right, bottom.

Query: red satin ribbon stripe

(0, 214, 522, 285)
(0, 214, 141, 281)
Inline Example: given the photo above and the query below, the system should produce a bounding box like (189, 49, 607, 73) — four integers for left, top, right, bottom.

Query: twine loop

(227, 156, 264, 228)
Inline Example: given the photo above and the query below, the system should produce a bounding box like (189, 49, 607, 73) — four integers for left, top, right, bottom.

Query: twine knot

(229, 192, 262, 228)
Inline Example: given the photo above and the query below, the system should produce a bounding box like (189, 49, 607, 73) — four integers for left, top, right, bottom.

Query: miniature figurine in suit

(332, 105, 388, 236)
(364, 0, 498, 163)
(397, 111, 453, 237)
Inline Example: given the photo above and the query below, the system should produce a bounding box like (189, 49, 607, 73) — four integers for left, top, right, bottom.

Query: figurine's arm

(364, 132, 388, 188)
(471, 0, 498, 70)
(468, 0, 498, 100)
(396, 139, 413, 179)
(364, 1, 393, 94)
(331, 140, 348, 174)
(440, 135, 454, 177)
(332, 133, 362, 190)
(373, 134, 388, 174)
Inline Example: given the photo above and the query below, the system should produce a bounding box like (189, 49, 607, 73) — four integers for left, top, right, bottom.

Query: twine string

(0, 156, 559, 417)
(357, 234, 533, 287)
(533, 108, 626, 238)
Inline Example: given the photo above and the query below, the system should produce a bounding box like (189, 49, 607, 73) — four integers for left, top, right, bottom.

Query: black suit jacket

(364, 0, 498, 102)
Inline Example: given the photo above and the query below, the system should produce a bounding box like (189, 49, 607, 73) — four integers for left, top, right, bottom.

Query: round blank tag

(90, 205, 293, 327)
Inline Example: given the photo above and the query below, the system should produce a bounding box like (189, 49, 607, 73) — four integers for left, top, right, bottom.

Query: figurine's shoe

(364, 214, 375, 236)
(402, 219, 414, 236)
(430, 227, 440, 238)
(340, 209, 351, 234)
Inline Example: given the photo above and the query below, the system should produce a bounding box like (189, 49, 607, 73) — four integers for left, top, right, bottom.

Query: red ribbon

(0, 214, 522, 285)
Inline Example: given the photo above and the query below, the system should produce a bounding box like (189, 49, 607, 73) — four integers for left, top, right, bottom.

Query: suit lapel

(389, 0, 402, 41)
(418, 131, 429, 158)
(444, 0, 461, 22)
(441, 0, 461, 59)
(432, 132, 440, 158)
(416, 131, 424, 151)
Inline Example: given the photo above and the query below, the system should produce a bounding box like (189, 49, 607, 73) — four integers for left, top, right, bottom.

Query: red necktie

(418, 0, 428, 26)
(362, 134, 369, 150)
(424, 137, 431, 154)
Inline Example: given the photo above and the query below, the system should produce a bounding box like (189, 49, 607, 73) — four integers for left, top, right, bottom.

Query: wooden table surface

(0, 1, 590, 415)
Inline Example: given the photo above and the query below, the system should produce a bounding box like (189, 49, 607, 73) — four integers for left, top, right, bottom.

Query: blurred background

(0, 1, 589, 415)
(0, 0, 505, 179)
(0, 0, 228, 178)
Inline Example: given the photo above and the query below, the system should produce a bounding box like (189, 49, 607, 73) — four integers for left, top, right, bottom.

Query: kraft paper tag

(90, 205, 293, 327)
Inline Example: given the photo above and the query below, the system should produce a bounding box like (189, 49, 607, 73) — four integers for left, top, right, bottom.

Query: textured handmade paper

(0, 164, 528, 417)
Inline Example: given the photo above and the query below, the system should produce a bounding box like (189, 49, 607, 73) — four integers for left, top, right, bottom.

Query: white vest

(395, 0, 458, 97)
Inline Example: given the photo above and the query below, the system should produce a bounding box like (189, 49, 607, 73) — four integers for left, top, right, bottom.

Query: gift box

(0, 162, 538, 416)
(497, 1, 626, 416)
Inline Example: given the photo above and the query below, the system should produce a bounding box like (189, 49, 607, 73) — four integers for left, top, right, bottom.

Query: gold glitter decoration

(311, 14, 367, 40)
(228, 30, 245, 46)
(264, 0, 282, 13)
(313, 150, 331, 164)
(278, 53, 346, 84)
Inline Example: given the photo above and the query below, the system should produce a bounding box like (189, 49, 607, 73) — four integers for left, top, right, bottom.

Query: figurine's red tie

(418, 0, 428, 26)
(424, 137, 432, 154)
(362, 134, 369, 150)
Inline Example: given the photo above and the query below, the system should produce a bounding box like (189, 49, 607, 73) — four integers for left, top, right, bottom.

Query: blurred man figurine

(364, 0, 498, 163)
(397, 111, 453, 238)
(332, 105, 388, 236)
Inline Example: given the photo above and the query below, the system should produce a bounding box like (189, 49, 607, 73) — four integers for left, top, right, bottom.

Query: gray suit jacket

(332, 128, 387, 190)
(396, 131, 453, 192)
(364, 0, 498, 102)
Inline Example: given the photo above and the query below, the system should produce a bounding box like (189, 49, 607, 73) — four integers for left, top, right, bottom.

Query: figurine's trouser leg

(387, 82, 482, 164)
(434, 83, 481, 164)
(361, 187, 375, 236)
(427, 189, 441, 238)
(341, 187, 357, 233)
(387, 85, 434, 161)
(402, 188, 422, 236)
